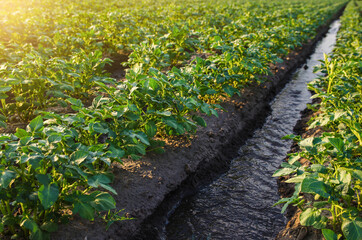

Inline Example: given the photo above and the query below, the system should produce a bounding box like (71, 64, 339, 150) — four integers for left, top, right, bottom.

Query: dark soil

(53, 6, 346, 240)
(103, 51, 130, 80)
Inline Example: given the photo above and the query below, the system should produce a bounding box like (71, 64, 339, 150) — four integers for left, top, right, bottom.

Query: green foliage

(0, 0, 351, 238)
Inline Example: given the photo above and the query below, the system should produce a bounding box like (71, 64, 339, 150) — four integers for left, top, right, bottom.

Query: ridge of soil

(54, 6, 346, 240)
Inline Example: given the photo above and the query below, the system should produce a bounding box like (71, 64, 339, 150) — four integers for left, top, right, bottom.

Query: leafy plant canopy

(0, 0, 352, 239)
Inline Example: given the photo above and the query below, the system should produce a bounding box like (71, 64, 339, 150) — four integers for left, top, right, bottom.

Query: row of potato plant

(0, 0, 349, 239)
(0, 0, 347, 123)
(274, 1, 361, 239)
(0, 65, 220, 239)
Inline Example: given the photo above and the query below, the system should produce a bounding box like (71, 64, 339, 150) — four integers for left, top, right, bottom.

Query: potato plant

(0, 0, 347, 122)
(0, 116, 117, 239)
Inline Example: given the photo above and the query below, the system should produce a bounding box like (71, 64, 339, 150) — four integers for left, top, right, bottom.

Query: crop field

(274, 1, 362, 239)
(0, 0, 358, 239)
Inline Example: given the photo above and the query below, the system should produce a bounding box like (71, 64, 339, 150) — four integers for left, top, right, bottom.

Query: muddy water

(165, 20, 341, 240)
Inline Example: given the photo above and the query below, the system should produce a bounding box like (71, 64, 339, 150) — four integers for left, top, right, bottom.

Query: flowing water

(165, 20, 341, 240)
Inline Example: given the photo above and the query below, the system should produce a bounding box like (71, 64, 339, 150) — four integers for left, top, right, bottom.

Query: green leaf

(331, 109, 346, 121)
(300, 208, 327, 229)
(28, 146, 42, 154)
(342, 217, 362, 240)
(20, 217, 39, 233)
(192, 115, 207, 127)
(107, 146, 125, 159)
(352, 169, 362, 181)
(223, 85, 237, 97)
(0, 170, 16, 189)
(36, 174, 51, 186)
(66, 98, 84, 107)
(94, 81, 107, 88)
(275, 58, 283, 63)
(31, 228, 50, 240)
(135, 131, 150, 146)
(125, 112, 140, 121)
(0, 93, 8, 99)
(90, 192, 116, 212)
(90, 122, 109, 134)
(147, 78, 160, 91)
(200, 103, 211, 115)
(329, 138, 344, 153)
(28, 116, 43, 133)
(40, 222, 58, 233)
(282, 134, 301, 141)
(100, 157, 111, 166)
(134, 144, 146, 155)
(313, 201, 329, 208)
(20, 136, 32, 146)
(273, 168, 295, 177)
(299, 137, 314, 148)
(2, 215, 16, 226)
(301, 177, 330, 198)
(163, 118, 178, 129)
(288, 154, 301, 164)
(65, 165, 88, 179)
(0, 135, 11, 142)
(0, 121, 6, 128)
(15, 128, 30, 138)
(322, 229, 338, 240)
(67, 73, 81, 78)
(99, 183, 117, 195)
(28, 155, 43, 170)
(47, 134, 62, 144)
(348, 121, 362, 146)
(88, 175, 117, 195)
(338, 170, 352, 188)
(210, 108, 219, 117)
(70, 150, 88, 165)
(313, 215, 329, 229)
(156, 110, 172, 116)
(205, 89, 217, 95)
(0, 86, 11, 93)
(145, 121, 157, 137)
(285, 175, 306, 183)
(20, 155, 30, 164)
(60, 84, 74, 92)
(73, 202, 94, 221)
(310, 164, 328, 174)
(38, 183, 59, 209)
(272, 195, 300, 213)
(0, 114, 6, 122)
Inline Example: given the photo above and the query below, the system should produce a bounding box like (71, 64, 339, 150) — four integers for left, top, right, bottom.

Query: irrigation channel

(161, 20, 341, 240)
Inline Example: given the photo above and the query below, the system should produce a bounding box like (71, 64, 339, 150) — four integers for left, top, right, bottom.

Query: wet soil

(53, 6, 346, 240)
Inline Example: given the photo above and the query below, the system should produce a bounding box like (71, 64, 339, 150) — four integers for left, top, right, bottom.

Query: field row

(0, 0, 346, 123)
(0, 0, 349, 239)
(274, 1, 362, 239)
